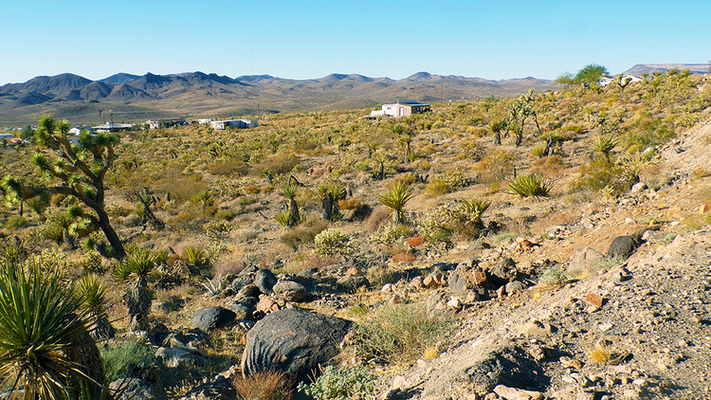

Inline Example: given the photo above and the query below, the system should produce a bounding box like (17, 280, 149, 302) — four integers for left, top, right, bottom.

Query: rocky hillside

(0, 69, 709, 400)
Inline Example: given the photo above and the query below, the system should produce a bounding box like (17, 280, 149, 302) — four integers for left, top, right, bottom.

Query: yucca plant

(591, 134, 619, 165)
(76, 274, 115, 340)
(279, 184, 300, 226)
(508, 173, 553, 200)
(459, 199, 491, 229)
(0, 264, 107, 399)
(317, 182, 347, 220)
(113, 247, 157, 332)
(378, 182, 414, 224)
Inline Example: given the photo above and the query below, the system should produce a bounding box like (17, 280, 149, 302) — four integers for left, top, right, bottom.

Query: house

(68, 126, 94, 136)
(92, 123, 134, 133)
(198, 119, 213, 125)
(210, 119, 258, 130)
(599, 75, 642, 87)
(368, 100, 431, 118)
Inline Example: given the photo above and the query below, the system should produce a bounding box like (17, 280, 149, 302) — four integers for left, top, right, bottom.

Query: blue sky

(1, 0, 709, 85)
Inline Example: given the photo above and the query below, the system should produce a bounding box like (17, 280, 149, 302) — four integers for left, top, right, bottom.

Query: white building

(369, 100, 431, 118)
(210, 119, 258, 130)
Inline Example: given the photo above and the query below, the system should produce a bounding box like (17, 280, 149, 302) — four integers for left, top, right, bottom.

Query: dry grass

(231, 370, 294, 400)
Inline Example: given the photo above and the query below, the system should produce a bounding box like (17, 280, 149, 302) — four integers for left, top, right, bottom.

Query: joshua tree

(1, 115, 125, 258)
(487, 119, 508, 145)
(378, 182, 414, 224)
(277, 184, 300, 227)
(591, 134, 619, 165)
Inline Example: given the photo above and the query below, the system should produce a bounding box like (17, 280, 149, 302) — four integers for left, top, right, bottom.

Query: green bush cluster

(313, 229, 355, 257)
(297, 365, 375, 400)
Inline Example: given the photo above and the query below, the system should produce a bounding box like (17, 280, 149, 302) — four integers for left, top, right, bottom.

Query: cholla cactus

(313, 229, 355, 257)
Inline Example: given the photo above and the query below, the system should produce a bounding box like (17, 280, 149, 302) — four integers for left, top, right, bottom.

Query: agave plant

(378, 182, 414, 224)
(508, 173, 553, 200)
(0, 264, 106, 399)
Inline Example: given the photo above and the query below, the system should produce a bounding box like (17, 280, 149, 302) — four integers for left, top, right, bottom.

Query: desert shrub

(215, 208, 238, 221)
(190, 191, 215, 207)
(355, 303, 454, 365)
(280, 220, 328, 250)
(313, 229, 355, 257)
(417, 214, 451, 243)
(423, 178, 449, 198)
(4, 215, 28, 230)
(364, 206, 392, 232)
(508, 173, 553, 200)
(370, 223, 408, 246)
(297, 365, 375, 400)
(532, 155, 566, 177)
(438, 199, 491, 238)
(233, 370, 294, 400)
(474, 149, 515, 183)
(337, 197, 361, 210)
(102, 340, 157, 382)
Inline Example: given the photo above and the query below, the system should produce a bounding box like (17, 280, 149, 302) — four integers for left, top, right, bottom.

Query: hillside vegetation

(0, 67, 710, 399)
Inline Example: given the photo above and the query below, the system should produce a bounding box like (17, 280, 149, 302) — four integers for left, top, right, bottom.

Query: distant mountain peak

(405, 72, 432, 81)
(100, 73, 141, 85)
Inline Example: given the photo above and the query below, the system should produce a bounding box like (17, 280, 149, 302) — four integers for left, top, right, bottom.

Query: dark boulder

(607, 235, 641, 259)
(254, 269, 278, 295)
(489, 258, 518, 286)
(272, 280, 308, 302)
(241, 308, 353, 382)
(192, 306, 236, 331)
(336, 274, 370, 293)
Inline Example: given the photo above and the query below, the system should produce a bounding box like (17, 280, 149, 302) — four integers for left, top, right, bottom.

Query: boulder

(272, 280, 308, 302)
(253, 269, 277, 295)
(241, 308, 353, 382)
(192, 306, 236, 331)
(489, 258, 518, 286)
(336, 274, 369, 293)
(569, 247, 604, 273)
(505, 280, 527, 295)
(110, 378, 167, 400)
(607, 235, 640, 259)
(155, 347, 203, 368)
(224, 301, 254, 320)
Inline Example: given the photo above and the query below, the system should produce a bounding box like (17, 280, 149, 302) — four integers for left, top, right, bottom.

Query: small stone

(586, 293, 603, 307)
(560, 356, 583, 369)
(410, 276, 425, 288)
(493, 384, 543, 400)
(529, 345, 545, 361)
(446, 297, 463, 310)
(423, 275, 437, 288)
(382, 283, 395, 293)
(346, 265, 359, 275)
(598, 322, 613, 332)
(496, 285, 506, 298)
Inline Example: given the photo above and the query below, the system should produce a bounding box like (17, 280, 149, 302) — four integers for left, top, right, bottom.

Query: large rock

(192, 306, 236, 331)
(155, 347, 203, 368)
(607, 235, 640, 259)
(110, 378, 167, 400)
(336, 274, 369, 293)
(253, 269, 277, 295)
(241, 308, 353, 382)
(489, 258, 518, 286)
(569, 247, 605, 272)
(272, 280, 308, 302)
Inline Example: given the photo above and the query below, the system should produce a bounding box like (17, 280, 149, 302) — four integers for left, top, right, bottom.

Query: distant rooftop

(394, 100, 429, 106)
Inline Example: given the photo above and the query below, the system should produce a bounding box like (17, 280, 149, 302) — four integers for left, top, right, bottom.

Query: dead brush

(231, 370, 294, 400)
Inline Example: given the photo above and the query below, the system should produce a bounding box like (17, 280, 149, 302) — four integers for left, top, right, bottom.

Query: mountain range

(0, 64, 705, 126)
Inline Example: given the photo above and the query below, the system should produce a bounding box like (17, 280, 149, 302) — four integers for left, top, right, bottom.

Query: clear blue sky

(1, 0, 709, 85)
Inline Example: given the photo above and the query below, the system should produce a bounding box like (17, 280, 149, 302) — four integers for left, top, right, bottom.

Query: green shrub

(508, 173, 553, 200)
(297, 365, 375, 400)
(280, 221, 328, 250)
(378, 182, 414, 223)
(355, 303, 454, 365)
(101, 340, 157, 382)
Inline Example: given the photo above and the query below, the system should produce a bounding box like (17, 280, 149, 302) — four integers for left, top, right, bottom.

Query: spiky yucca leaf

(378, 182, 414, 223)
(508, 173, 553, 200)
(0, 265, 101, 400)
